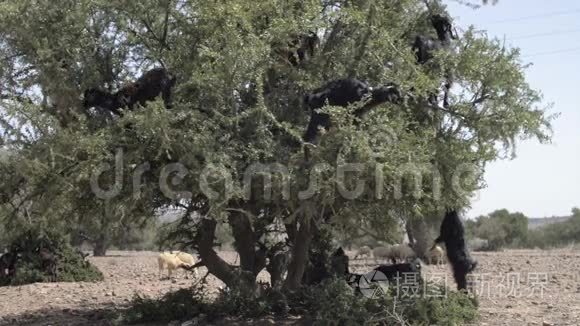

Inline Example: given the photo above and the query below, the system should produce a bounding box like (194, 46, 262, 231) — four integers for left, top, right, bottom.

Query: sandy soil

(1, 249, 579, 325)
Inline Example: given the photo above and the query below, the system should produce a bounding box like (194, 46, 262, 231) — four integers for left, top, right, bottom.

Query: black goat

(412, 15, 457, 65)
(83, 88, 123, 116)
(303, 78, 402, 144)
(0, 251, 19, 280)
(412, 14, 457, 108)
(302, 247, 350, 285)
(330, 247, 350, 277)
(433, 210, 477, 291)
(83, 68, 176, 116)
(374, 259, 423, 284)
(279, 32, 320, 67)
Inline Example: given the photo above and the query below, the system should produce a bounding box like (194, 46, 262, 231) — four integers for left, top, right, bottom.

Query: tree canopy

(0, 0, 554, 290)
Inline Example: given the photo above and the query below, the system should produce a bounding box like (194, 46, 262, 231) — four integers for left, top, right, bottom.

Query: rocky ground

(0, 249, 579, 325)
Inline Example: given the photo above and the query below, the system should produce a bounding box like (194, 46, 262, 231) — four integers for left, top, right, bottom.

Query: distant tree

(471, 209, 528, 249)
(527, 208, 580, 248)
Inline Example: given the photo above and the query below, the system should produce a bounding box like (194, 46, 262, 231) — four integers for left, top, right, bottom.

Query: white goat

(354, 246, 372, 259)
(372, 245, 391, 262)
(429, 245, 445, 265)
(158, 252, 191, 279)
(171, 251, 198, 278)
(389, 244, 416, 263)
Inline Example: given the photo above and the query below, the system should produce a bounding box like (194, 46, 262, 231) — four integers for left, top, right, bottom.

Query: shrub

(292, 280, 478, 325)
(123, 279, 478, 325)
(1, 228, 103, 286)
(525, 208, 580, 249)
(467, 209, 529, 251)
(123, 287, 208, 324)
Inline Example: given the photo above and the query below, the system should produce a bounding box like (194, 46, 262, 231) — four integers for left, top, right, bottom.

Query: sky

(443, 0, 580, 218)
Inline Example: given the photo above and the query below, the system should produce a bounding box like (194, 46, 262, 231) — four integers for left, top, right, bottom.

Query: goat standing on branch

(412, 14, 458, 108)
(83, 68, 176, 117)
(302, 78, 402, 160)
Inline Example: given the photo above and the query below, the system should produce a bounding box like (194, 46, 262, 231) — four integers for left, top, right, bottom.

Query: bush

(467, 209, 528, 251)
(526, 213, 580, 249)
(292, 280, 478, 325)
(405, 285, 479, 325)
(467, 208, 580, 250)
(1, 228, 103, 286)
(123, 279, 478, 325)
(123, 287, 208, 324)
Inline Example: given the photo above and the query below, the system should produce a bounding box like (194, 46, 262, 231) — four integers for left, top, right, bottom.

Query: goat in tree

(275, 32, 320, 67)
(83, 67, 176, 117)
(413, 14, 457, 64)
(412, 14, 457, 108)
(288, 32, 320, 66)
(432, 210, 477, 291)
(83, 88, 123, 117)
(303, 78, 402, 144)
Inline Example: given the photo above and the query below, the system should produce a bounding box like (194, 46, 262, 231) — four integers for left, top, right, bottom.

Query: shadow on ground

(0, 306, 119, 326)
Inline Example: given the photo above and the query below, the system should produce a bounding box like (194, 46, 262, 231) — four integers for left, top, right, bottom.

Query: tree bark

(93, 234, 109, 256)
(196, 218, 239, 288)
(284, 214, 313, 290)
(408, 216, 431, 260)
(228, 212, 257, 275)
(266, 242, 289, 289)
(406, 219, 416, 245)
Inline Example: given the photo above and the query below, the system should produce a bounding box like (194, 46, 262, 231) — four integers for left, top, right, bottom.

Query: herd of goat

(160, 210, 477, 292)
(353, 243, 445, 266)
(82, 14, 457, 161)
(1, 210, 477, 293)
(342, 210, 477, 292)
(156, 209, 477, 293)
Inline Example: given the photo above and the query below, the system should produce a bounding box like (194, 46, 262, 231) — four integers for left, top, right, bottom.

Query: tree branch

(195, 218, 238, 287)
(161, 0, 172, 50)
(284, 211, 314, 290)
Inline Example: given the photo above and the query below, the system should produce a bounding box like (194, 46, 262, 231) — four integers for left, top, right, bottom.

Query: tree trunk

(228, 212, 257, 277)
(196, 218, 237, 286)
(266, 249, 289, 289)
(284, 215, 313, 290)
(93, 235, 108, 256)
(408, 216, 431, 260)
(93, 200, 112, 256)
(196, 218, 259, 294)
(406, 219, 416, 245)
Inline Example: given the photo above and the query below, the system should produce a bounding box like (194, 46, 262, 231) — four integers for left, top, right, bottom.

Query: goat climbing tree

(0, 0, 554, 290)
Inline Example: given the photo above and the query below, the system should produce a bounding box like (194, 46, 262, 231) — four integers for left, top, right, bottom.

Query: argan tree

(0, 0, 554, 293)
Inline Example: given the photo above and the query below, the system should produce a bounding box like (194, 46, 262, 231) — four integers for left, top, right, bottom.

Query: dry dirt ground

(1, 249, 580, 325)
